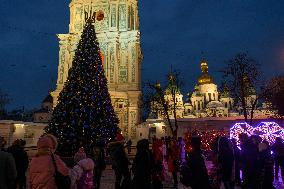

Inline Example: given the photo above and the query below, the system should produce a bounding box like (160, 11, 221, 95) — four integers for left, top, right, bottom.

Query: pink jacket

(29, 154, 69, 189)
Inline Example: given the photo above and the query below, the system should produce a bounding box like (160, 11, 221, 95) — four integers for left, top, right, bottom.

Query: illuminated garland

(230, 122, 284, 145)
(184, 129, 227, 152)
(230, 122, 254, 144)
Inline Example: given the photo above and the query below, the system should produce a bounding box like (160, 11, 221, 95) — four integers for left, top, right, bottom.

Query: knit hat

(37, 135, 54, 149)
(74, 147, 87, 163)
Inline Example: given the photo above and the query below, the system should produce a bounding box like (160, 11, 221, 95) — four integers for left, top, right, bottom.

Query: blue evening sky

(0, 0, 284, 110)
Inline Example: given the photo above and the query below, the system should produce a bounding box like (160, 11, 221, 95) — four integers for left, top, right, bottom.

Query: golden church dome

(197, 60, 214, 85)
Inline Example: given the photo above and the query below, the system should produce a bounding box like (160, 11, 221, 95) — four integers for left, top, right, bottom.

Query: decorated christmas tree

(45, 12, 118, 156)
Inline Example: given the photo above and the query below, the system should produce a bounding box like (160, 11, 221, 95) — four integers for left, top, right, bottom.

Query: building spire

(200, 58, 209, 74)
(197, 58, 214, 85)
(85, 4, 96, 23)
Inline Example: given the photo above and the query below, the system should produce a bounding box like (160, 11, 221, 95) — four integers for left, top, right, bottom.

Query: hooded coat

(0, 150, 17, 189)
(70, 158, 95, 189)
(132, 139, 154, 189)
(29, 135, 69, 189)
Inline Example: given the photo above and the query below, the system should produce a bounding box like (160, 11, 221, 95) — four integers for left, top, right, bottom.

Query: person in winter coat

(231, 138, 241, 185)
(126, 140, 132, 154)
(167, 139, 180, 188)
(0, 136, 17, 189)
(152, 138, 164, 189)
(0, 136, 7, 151)
(271, 137, 284, 180)
(92, 145, 106, 189)
(132, 139, 154, 189)
(7, 139, 29, 189)
(70, 147, 95, 189)
(186, 136, 210, 189)
(108, 140, 130, 189)
(211, 137, 234, 189)
(239, 133, 258, 189)
(29, 134, 69, 189)
(257, 142, 275, 189)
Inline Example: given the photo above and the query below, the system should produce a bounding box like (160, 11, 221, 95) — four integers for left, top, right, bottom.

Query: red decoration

(184, 129, 227, 152)
(116, 132, 124, 142)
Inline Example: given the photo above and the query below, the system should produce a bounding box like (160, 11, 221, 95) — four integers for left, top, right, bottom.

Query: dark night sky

(0, 0, 284, 110)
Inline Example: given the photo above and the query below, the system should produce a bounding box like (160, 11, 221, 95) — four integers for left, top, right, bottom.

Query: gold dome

(197, 60, 214, 85)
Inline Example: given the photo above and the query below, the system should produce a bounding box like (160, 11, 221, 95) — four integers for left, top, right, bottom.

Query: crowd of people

(0, 132, 284, 189)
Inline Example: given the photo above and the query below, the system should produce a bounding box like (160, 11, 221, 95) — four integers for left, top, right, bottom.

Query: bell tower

(51, 0, 143, 140)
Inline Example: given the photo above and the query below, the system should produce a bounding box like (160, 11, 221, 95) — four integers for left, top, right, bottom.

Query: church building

(151, 59, 273, 119)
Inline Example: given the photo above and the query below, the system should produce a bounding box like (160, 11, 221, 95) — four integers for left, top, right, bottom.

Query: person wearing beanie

(29, 134, 69, 189)
(257, 142, 275, 189)
(91, 145, 106, 189)
(70, 147, 95, 189)
(183, 136, 210, 189)
(108, 140, 130, 189)
(132, 139, 154, 189)
(7, 139, 29, 189)
(0, 136, 17, 189)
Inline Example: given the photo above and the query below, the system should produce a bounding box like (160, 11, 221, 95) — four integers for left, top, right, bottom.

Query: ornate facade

(185, 60, 236, 118)
(51, 0, 143, 140)
(151, 59, 273, 119)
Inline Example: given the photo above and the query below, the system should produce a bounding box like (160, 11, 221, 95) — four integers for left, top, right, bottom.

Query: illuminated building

(50, 0, 142, 140)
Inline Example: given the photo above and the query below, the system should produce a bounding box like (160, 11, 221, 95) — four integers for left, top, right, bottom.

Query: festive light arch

(230, 122, 284, 145)
(230, 122, 254, 143)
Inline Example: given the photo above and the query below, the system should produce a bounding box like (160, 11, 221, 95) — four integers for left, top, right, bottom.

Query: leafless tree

(221, 52, 277, 124)
(144, 70, 183, 138)
(265, 76, 284, 117)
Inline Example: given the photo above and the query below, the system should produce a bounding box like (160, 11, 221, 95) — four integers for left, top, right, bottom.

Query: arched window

(209, 93, 212, 101)
(225, 102, 228, 108)
(198, 101, 200, 110)
(213, 93, 216, 100)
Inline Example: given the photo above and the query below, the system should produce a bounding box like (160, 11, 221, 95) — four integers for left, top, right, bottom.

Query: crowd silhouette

(0, 131, 283, 189)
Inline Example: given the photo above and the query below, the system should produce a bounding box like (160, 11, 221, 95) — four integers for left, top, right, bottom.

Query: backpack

(180, 161, 192, 187)
(77, 170, 94, 189)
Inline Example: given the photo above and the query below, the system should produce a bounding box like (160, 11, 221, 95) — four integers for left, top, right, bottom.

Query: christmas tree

(45, 12, 119, 156)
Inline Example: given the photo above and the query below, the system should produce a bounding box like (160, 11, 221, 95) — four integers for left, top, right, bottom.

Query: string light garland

(184, 129, 227, 152)
(230, 122, 254, 144)
(230, 122, 284, 145)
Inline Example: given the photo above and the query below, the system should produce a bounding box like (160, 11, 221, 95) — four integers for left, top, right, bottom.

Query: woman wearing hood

(29, 134, 69, 189)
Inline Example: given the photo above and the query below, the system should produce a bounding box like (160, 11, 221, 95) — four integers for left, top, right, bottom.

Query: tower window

(213, 93, 216, 100)
(225, 102, 228, 108)
(209, 93, 212, 101)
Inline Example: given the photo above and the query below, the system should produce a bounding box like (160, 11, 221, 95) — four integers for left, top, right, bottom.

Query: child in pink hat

(70, 147, 95, 189)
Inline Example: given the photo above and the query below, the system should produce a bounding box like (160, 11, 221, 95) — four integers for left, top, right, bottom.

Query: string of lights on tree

(184, 129, 227, 152)
(45, 12, 118, 156)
